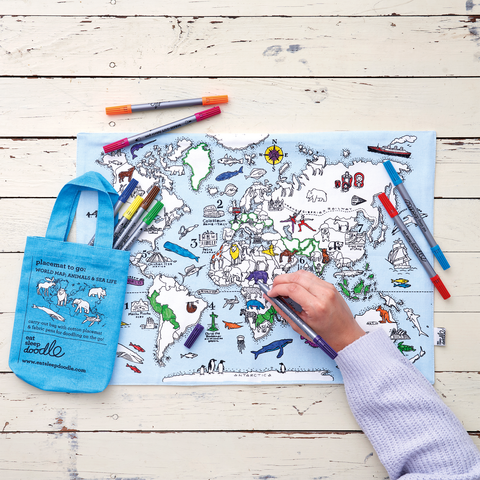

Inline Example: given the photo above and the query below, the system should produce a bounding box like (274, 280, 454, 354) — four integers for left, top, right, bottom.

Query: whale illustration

(164, 241, 200, 262)
(251, 339, 293, 359)
(32, 304, 65, 322)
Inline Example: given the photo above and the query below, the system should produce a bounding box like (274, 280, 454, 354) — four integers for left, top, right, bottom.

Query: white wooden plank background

(1, 0, 480, 478)
(2, 0, 480, 16)
(2, 16, 480, 77)
(2, 78, 480, 137)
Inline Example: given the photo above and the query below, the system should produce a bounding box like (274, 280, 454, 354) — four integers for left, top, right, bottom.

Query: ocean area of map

(76, 131, 437, 385)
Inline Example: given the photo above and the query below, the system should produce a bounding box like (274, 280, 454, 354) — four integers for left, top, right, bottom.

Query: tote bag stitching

(17, 256, 35, 363)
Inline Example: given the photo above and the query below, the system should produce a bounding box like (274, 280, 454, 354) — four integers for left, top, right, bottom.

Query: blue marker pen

(258, 282, 337, 359)
(88, 178, 139, 246)
(379, 193, 450, 299)
(383, 160, 450, 270)
(113, 178, 139, 216)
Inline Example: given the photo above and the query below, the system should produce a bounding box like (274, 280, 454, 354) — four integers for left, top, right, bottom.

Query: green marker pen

(120, 201, 164, 251)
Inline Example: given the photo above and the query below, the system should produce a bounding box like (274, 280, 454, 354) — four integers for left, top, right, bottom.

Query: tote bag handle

(45, 171, 118, 249)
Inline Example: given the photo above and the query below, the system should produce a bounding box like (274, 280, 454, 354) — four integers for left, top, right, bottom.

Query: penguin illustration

(198, 365, 206, 375)
(217, 360, 225, 374)
(278, 363, 286, 374)
(207, 359, 217, 374)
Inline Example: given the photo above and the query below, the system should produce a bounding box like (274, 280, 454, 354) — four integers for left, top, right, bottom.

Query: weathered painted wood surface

(2, 0, 480, 16)
(1, 0, 479, 478)
(2, 78, 480, 137)
(2, 16, 480, 77)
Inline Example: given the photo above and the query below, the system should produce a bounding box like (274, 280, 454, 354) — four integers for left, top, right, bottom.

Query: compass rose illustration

(264, 144, 284, 168)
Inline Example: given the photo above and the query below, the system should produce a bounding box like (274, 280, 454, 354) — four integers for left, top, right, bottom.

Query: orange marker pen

(106, 95, 228, 115)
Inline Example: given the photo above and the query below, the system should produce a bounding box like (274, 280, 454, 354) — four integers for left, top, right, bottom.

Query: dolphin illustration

(251, 339, 293, 359)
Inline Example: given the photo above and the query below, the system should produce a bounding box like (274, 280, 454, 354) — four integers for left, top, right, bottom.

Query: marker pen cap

(144, 201, 164, 225)
(184, 323, 204, 348)
(106, 105, 133, 115)
(432, 245, 451, 270)
(202, 95, 228, 105)
(378, 193, 398, 217)
(123, 196, 144, 219)
(119, 178, 139, 202)
(383, 160, 402, 186)
(431, 275, 451, 300)
(104, 138, 130, 153)
(141, 185, 160, 210)
(194, 106, 221, 122)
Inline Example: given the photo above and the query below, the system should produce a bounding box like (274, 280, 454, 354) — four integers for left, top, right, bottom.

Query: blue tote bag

(9, 172, 130, 393)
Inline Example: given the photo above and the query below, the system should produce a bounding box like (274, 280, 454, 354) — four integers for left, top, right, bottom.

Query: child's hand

(266, 270, 365, 352)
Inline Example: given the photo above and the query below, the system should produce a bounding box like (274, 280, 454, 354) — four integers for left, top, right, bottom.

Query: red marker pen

(378, 193, 450, 300)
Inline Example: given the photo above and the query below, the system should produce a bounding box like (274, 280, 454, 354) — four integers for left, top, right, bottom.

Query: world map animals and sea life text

(77, 131, 437, 384)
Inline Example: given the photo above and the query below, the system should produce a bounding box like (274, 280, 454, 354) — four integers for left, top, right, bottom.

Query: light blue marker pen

(383, 160, 450, 270)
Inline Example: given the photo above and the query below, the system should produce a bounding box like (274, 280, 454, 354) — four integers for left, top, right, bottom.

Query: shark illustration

(404, 308, 428, 337)
(223, 321, 243, 330)
(251, 339, 293, 359)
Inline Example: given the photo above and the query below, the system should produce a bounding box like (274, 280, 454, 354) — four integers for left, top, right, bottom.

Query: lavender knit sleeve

(335, 329, 480, 479)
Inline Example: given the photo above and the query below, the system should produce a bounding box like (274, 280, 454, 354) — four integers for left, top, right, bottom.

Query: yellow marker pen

(112, 195, 144, 244)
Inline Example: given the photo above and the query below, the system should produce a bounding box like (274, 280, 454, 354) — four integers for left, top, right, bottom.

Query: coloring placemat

(76, 131, 436, 385)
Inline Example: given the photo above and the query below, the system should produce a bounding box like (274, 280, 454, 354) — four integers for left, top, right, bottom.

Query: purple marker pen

(258, 282, 337, 359)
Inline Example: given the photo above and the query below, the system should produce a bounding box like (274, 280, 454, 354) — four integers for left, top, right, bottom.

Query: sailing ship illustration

(387, 239, 411, 269)
(368, 144, 411, 158)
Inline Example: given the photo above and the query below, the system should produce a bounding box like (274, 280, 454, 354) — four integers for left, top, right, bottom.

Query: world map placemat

(76, 131, 436, 385)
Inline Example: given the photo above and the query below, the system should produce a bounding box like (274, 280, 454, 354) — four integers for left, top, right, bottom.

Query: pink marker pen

(103, 106, 221, 153)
